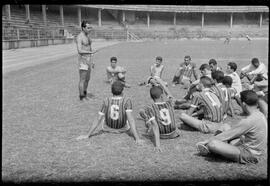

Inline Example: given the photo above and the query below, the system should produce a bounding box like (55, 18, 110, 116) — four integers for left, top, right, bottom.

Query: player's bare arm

(149, 119, 162, 152)
(76, 114, 104, 140)
(126, 111, 144, 145)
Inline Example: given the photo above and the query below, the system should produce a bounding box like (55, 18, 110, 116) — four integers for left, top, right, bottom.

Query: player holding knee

(106, 57, 130, 88)
(196, 90, 267, 164)
(172, 55, 198, 88)
(139, 56, 173, 99)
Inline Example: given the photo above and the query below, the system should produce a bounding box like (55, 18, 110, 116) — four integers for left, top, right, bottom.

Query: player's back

(239, 110, 267, 155)
(102, 96, 131, 129)
(211, 84, 227, 115)
(147, 101, 177, 135)
(193, 90, 223, 122)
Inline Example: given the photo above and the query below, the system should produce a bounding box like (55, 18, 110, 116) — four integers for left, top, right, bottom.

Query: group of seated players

(77, 55, 268, 164)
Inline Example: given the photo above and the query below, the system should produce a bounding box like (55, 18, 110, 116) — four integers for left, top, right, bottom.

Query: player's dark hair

(222, 76, 233, 87)
(208, 59, 217, 65)
(184, 55, 191, 60)
(199, 64, 211, 71)
(110, 57, 117, 62)
(211, 70, 224, 83)
(240, 90, 258, 106)
(81, 20, 90, 29)
(251, 58, 259, 65)
(156, 56, 162, 61)
(227, 62, 237, 72)
(111, 81, 124, 95)
(200, 76, 214, 88)
(150, 86, 163, 100)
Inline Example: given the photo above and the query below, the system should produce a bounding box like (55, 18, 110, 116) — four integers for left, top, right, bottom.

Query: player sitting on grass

(76, 81, 143, 144)
(139, 56, 173, 99)
(172, 55, 198, 88)
(196, 90, 267, 164)
(139, 86, 180, 152)
(211, 70, 234, 119)
(183, 63, 212, 100)
(106, 57, 130, 88)
(178, 76, 230, 134)
(222, 76, 243, 116)
(240, 58, 268, 88)
(224, 62, 242, 97)
(208, 59, 222, 72)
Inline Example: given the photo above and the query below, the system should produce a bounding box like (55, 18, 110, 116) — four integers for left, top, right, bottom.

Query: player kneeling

(139, 86, 180, 152)
(196, 90, 267, 164)
(77, 81, 143, 144)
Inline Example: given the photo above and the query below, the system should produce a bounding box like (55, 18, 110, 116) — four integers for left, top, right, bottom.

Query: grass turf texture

(2, 40, 268, 182)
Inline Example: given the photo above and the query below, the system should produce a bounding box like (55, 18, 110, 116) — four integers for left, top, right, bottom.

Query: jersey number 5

(110, 105, 119, 120)
(159, 108, 171, 125)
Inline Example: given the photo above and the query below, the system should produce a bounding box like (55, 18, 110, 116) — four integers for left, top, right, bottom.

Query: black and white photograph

(2, 3, 268, 186)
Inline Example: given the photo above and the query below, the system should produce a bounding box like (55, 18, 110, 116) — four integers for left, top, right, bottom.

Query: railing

(2, 28, 66, 41)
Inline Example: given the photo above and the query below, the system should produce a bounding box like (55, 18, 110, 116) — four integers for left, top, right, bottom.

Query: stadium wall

(2, 38, 74, 50)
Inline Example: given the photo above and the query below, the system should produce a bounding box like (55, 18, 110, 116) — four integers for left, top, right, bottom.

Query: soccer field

(2, 39, 268, 183)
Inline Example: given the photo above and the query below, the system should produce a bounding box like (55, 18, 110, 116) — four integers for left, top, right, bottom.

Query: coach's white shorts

(79, 63, 91, 70)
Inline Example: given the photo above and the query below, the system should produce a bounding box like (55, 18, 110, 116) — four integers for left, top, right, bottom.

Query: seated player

(222, 76, 243, 116)
(106, 57, 130, 88)
(196, 90, 267, 164)
(172, 55, 198, 88)
(183, 63, 212, 100)
(179, 76, 230, 134)
(208, 59, 222, 72)
(224, 62, 242, 97)
(76, 81, 143, 144)
(139, 56, 173, 99)
(139, 86, 180, 151)
(211, 70, 234, 119)
(240, 58, 268, 87)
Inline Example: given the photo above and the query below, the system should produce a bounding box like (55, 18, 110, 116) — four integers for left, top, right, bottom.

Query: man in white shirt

(225, 62, 242, 97)
(240, 58, 268, 85)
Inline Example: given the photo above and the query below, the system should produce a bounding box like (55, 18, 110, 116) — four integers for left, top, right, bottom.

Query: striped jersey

(144, 101, 177, 135)
(190, 88, 223, 122)
(211, 83, 227, 115)
(179, 62, 196, 80)
(99, 96, 132, 129)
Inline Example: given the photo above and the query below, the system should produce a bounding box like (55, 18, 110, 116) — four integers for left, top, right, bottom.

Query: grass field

(2, 39, 268, 184)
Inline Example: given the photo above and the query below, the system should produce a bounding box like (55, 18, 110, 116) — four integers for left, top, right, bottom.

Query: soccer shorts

(198, 120, 225, 134)
(101, 120, 130, 133)
(147, 126, 180, 139)
(237, 145, 258, 164)
(78, 55, 93, 70)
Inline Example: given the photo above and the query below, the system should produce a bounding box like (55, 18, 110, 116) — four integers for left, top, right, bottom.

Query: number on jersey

(159, 108, 171, 125)
(110, 105, 119, 120)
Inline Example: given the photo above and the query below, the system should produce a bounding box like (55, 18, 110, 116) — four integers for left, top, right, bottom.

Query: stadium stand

(2, 5, 269, 49)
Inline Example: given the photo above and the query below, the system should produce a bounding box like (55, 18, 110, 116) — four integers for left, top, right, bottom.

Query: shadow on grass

(194, 153, 234, 164)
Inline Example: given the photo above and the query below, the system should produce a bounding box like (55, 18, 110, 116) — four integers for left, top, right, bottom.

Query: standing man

(76, 20, 98, 101)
